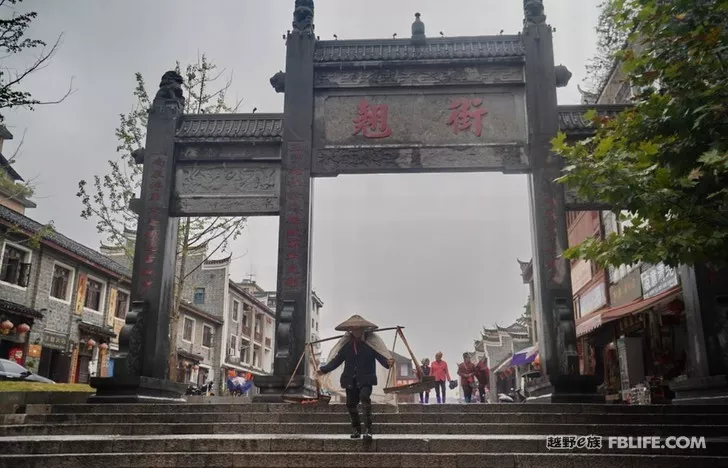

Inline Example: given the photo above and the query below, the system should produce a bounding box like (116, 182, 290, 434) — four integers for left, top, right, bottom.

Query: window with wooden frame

(50, 264, 73, 301)
(0, 243, 32, 288)
(84, 278, 104, 312)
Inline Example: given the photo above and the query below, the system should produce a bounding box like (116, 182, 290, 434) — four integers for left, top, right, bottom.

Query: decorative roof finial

(411, 12, 426, 45)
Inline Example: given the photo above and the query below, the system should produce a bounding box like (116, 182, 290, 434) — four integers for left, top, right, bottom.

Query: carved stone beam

(131, 148, 146, 165)
(554, 64, 572, 88)
(129, 197, 142, 215)
(270, 71, 286, 93)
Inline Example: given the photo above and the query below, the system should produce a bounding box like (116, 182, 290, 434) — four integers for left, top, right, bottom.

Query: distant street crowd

(417, 352, 490, 403)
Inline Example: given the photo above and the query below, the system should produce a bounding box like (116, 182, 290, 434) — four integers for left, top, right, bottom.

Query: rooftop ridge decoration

(0, 204, 130, 278)
(173, 105, 628, 144)
(558, 104, 631, 136)
(313, 35, 525, 64)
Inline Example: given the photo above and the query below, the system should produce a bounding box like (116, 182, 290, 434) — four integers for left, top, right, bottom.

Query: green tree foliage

(555, 0, 728, 268)
(0, 0, 72, 122)
(77, 55, 245, 376)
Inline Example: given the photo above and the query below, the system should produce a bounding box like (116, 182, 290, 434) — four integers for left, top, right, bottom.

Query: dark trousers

(478, 383, 487, 403)
(434, 380, 447, 403)
(346, 384, 373, 408)
(346, 383, 373, 432)
(462, 384, 473, 403)
(419, 390, 430, 403)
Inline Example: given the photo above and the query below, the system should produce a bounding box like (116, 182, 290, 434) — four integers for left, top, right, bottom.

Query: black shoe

(362, 429, 372, 440)
(348, 410, 362, 439)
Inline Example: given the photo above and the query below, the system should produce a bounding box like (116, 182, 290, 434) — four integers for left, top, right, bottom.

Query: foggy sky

(6, 0, 601, 370)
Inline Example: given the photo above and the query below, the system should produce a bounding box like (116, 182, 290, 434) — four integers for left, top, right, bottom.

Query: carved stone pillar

(89, 71, 187, 402)
(522, 1, 601, 403)
(254, 0, 317, 401)
(670, 265, 728, 404)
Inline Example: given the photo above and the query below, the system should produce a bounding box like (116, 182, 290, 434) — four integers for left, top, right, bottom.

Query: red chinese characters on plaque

(352, 99, 392, 138)
(447, 98, 488, 137)
(139, 155, 167, 293)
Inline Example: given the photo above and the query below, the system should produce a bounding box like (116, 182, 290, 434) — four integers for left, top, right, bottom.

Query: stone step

(8, 411, 728, 426)
(3, 421, 726, 437)
(24, 403, 728, 415)
(2, 434, 725, 456)
(1, 451, 725, 468)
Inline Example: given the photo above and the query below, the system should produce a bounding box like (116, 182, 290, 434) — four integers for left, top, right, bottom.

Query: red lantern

(15, 323, 30, 334)
(99, 343, 109, 350)
(86, 339, 97, 350)
(1, 320, 14, 335)
(193, 364, 200, 370)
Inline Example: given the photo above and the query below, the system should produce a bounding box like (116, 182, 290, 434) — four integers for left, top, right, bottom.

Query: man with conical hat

(317, 314, 393, 440)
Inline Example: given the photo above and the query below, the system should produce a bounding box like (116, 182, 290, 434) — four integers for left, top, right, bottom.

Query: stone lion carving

(155, 70, 184, 103)
(523, 0, 545, 24)
(293, 0, 314, 34)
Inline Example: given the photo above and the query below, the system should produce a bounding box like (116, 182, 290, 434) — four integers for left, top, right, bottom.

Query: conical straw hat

(334, 314, 379, 331)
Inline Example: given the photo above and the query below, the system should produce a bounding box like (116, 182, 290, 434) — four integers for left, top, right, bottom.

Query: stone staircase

(1, 402, 727, 467)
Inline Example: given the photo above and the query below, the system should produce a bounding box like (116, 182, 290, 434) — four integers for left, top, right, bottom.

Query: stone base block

(670, 375, 728, 405)
(88, 376, 187, 403)
(525, 374, 604, 404)
(252, 375, 317, 403)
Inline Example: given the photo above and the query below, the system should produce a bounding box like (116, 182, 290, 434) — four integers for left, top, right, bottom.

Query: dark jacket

(320, 336, 390, 389)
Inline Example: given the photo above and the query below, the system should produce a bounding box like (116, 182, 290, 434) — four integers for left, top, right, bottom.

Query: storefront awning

(78, 321, 116, 339)
(576, 286, 681, 338)
(0, 299, 43, 321)
(512, 344, 538, 366)
(177, 349, 204, 363)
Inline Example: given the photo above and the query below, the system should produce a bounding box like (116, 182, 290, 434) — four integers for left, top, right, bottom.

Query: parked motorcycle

(185, 380, 215, 396)
(497, 387, 526, 403)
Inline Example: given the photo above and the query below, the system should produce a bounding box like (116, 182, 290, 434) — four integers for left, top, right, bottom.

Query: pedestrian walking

(418, 358, 431, 404)
(457, 353, 477, 403)
(318, 315, 393, 440)
(474, 356, 490, 403)
(430, 351, 451, 404)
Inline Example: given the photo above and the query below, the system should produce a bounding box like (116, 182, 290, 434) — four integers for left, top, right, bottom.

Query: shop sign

(42, 332, 69, 350)
(617, 314, 643, 336)
(641, 264, 679, 299)
(107, 288, 118, 328)
(579, 282, 607, 317)
(617, 337, 631, 397)
(74, 273, 87, 316)
(610, 269, 643, 308)
(27, 344, 41, 358)
(571, 259, 593, 294)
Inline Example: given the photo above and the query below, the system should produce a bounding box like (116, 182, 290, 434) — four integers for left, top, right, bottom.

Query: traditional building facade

(473, 322, 531, 402)
(0, 127, 127, 383)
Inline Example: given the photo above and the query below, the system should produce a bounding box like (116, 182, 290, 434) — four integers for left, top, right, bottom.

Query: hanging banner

(107, 288, 118, 328)
(74, 273, 88, 315)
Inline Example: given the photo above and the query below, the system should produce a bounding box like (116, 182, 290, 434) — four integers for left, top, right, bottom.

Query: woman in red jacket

(430, 351, 451, 404)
